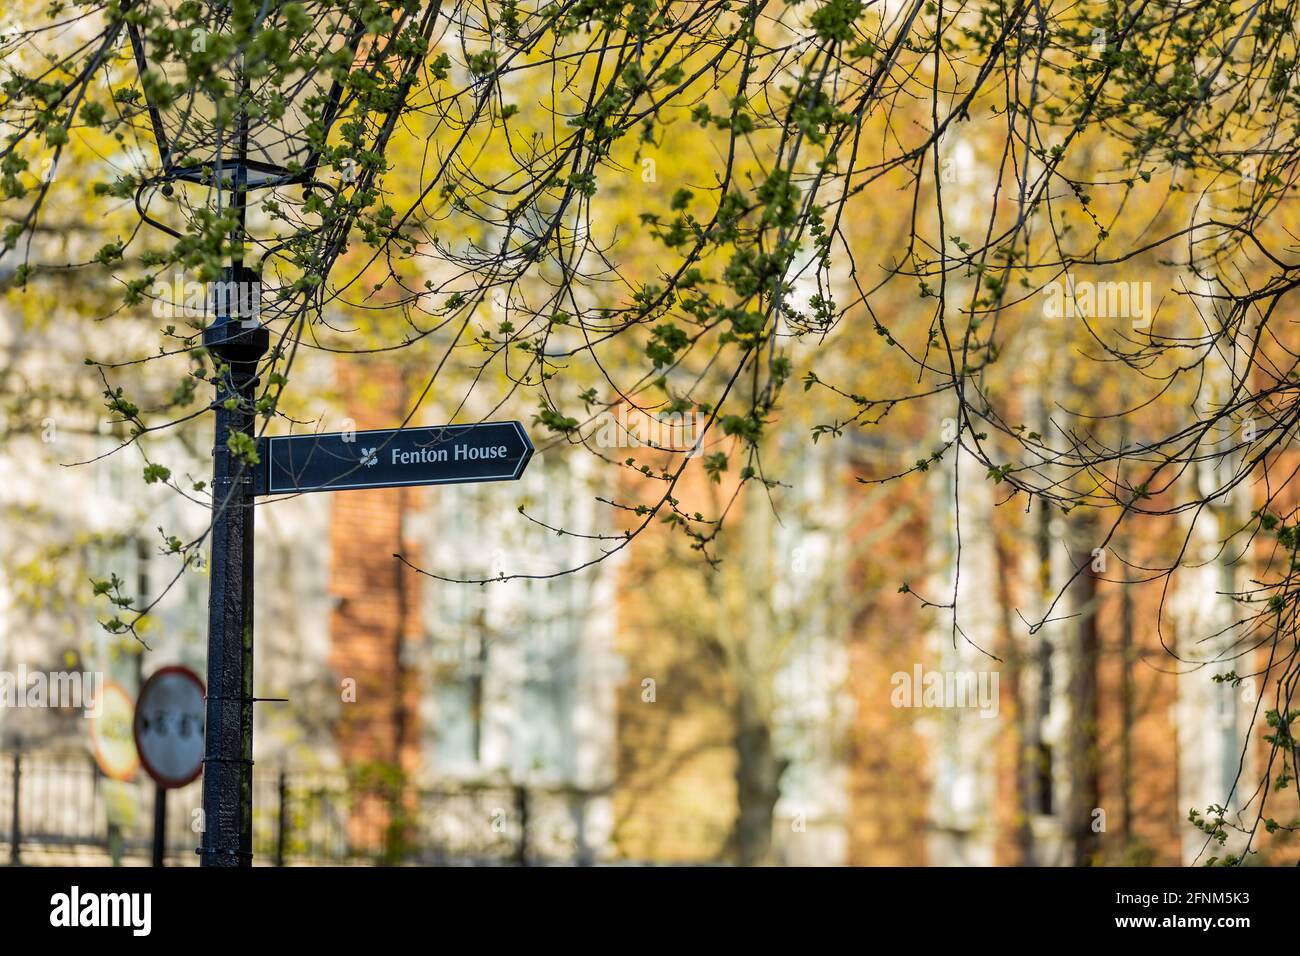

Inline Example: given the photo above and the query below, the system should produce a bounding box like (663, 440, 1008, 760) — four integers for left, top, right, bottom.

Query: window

(422, 451, 588, 782)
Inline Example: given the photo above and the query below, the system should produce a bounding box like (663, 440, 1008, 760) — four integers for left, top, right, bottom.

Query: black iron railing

(0, 750, 600, 865)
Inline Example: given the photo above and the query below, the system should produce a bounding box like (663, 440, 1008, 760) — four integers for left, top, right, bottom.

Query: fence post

(275, 767, 288, 867)
(9, 749, 20, 866)
(574, 789, 593, 867)
(514, 783, 529, 867)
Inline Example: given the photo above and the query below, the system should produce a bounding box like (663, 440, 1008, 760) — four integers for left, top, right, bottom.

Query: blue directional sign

(254, 421, 534, 496)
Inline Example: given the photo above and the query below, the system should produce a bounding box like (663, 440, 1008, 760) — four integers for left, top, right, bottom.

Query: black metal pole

(514, 784, 529, 867)
(275, 766, 288, 867)
(152, 783, 166, 867)
(9, 749, 19, 866)
(199, 313, 264, 867)
(199, 77, 267, 865)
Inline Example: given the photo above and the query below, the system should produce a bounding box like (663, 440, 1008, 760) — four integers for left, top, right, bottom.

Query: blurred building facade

(0, 326, 1293, 865)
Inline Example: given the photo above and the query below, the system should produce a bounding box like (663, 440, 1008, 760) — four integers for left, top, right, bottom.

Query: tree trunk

(733, 685, 784, 866)
(1068, 522, 1101, 867)
(994, 532, 1034, 865)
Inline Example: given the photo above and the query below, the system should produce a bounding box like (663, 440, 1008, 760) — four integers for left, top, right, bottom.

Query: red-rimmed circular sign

(133, 666, 206, 789)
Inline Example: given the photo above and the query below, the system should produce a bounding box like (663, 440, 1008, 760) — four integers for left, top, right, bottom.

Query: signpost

(188, 415, 534, 865)
(134, 666, 206, 867)
(255, 421, 534, 496)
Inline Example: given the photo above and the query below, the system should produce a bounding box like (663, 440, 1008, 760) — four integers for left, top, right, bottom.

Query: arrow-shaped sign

(254, 421, 534, 496)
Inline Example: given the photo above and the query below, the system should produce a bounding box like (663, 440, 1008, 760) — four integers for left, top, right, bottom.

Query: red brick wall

(326, 361, 424, 850)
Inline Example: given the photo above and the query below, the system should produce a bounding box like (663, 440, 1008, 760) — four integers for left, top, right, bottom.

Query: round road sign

(133, 666, 206, 788)
(89, 680, 139, 782)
